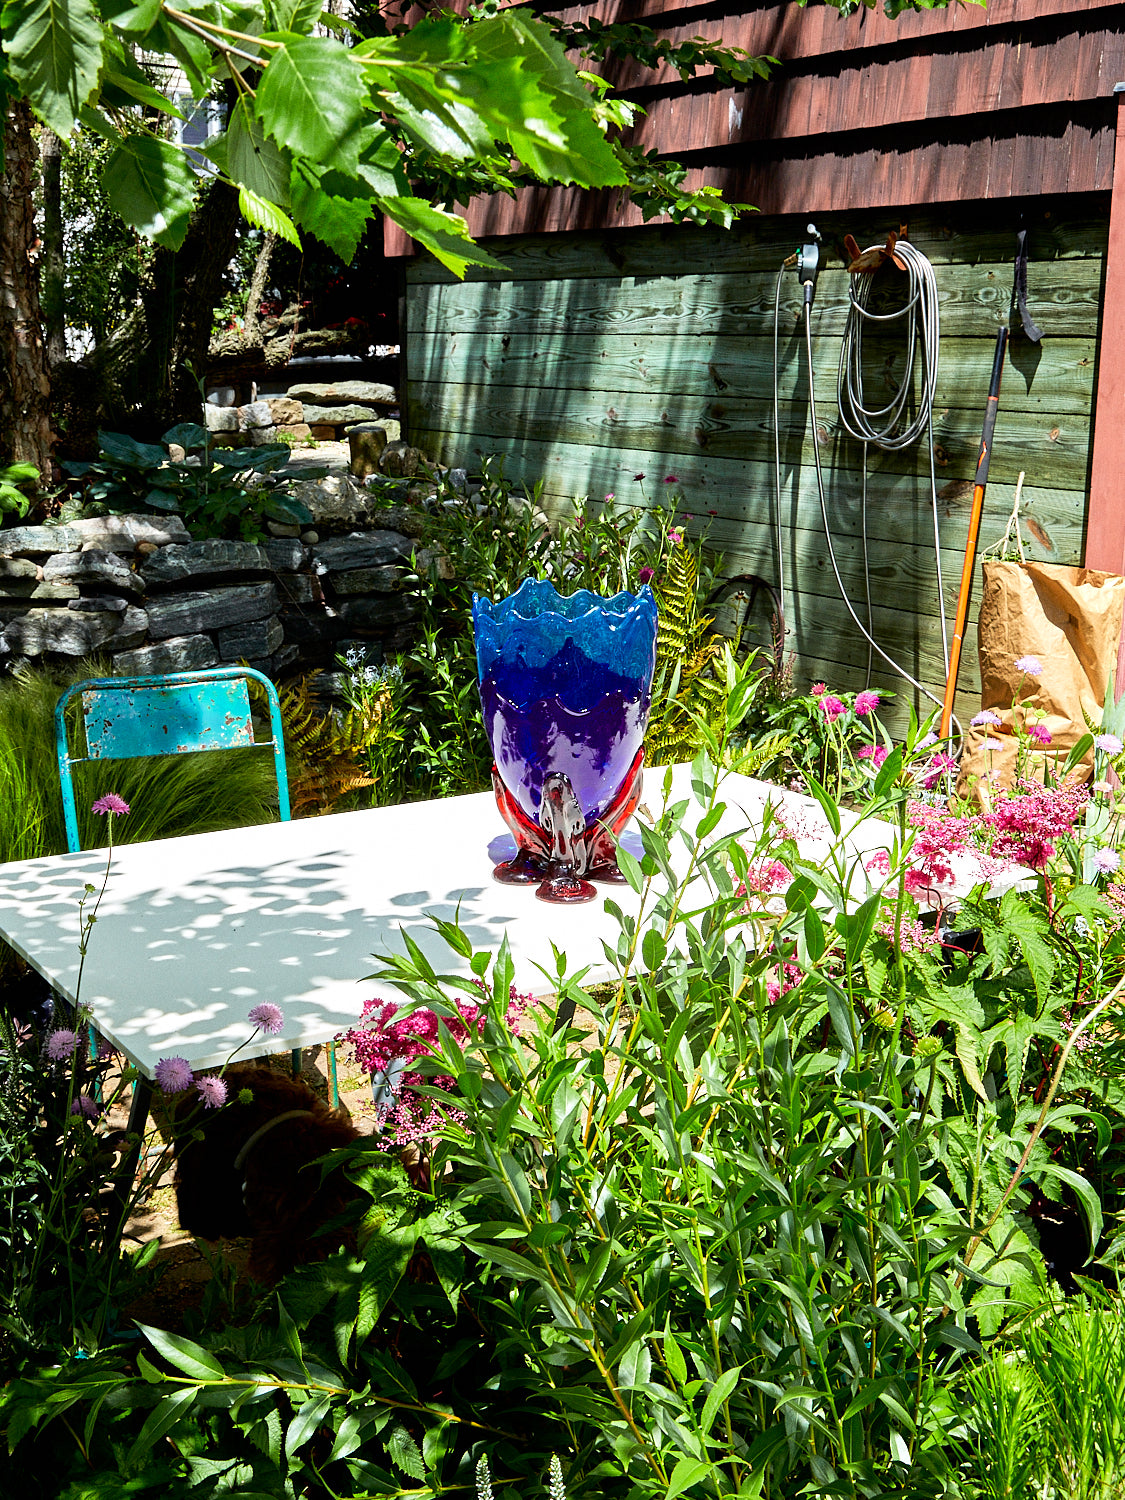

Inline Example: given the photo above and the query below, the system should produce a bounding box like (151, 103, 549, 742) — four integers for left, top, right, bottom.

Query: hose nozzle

(797, 222, 822, 305)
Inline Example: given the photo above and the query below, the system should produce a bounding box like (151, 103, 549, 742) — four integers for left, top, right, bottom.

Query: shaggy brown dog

(173, 1062, 363, 1284)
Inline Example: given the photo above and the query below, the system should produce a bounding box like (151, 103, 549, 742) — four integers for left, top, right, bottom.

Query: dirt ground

(115, 1040, 382, 1330)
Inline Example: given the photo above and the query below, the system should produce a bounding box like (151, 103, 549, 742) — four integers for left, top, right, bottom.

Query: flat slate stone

(280, 607, 341, 646)
(0, 525, 80, 557)
(68, 596, 130, 613)
(0, 557, 38, 581)
(337, 595, 418, 630)
(2, 604, 146, 656)
(72, 514, 191, 549)
(0, 579, 78, 602)
(312, 530, 413, 573)
(275, 572, 321, 606)
(42, 550, 144, 595)
(287, 380, 396, 406)
(140, 539, 272, 587)
(329, 566, 402, 596)
(216, 614, 284, 661)
(145, 582, 278, 641)
(301, 403, 387, 427)
(112, 634, 219, 676)
(261, 537, 307, 571)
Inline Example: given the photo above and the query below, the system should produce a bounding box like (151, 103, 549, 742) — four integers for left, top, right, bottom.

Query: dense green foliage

(62, 425, 323, 541)
(4, 691, 1125, 1498)
(1, 0, 980, 274)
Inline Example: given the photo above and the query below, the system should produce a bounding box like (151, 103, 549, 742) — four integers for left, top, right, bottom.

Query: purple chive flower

(1096, 733, 1124, 756)
(1015, 655, 1043, 677)
(91, 793, 130, 816)
(1094, 847, 1121, 876)
(195, 1074, 228, 1109)
(248, 1002, 284, 1036)
(854, 690, 880, 717)
(1028, 724, 1053, 746)
(46, 1028, 78, 1062)
(155, 1056, 194, 1094)
(637, 566, 655, 586)
(70, 1094, 100, 1120)
(972, 710, 1002, 728)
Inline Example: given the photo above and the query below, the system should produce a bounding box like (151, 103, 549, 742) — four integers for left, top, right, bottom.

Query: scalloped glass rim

(473, 577, 658, 684)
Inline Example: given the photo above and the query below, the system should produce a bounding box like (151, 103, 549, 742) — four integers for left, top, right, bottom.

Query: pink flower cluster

(740, 859, 791, 897)
(905, 777, 1088, 884)
(344, 983, 538, 1146)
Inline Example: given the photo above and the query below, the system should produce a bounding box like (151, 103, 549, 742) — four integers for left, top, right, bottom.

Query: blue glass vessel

(473, 578, 658, 903)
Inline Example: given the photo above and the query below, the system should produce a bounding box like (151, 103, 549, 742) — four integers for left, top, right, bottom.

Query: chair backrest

(54, 666, 291, 852)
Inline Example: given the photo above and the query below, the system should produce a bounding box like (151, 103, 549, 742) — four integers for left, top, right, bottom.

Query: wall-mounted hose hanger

(772, 223, 953, 726)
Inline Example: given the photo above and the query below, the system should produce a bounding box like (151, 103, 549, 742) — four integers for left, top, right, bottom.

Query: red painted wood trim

(1085, 87, 1125, 688)
(1086, 89, 1125, 576)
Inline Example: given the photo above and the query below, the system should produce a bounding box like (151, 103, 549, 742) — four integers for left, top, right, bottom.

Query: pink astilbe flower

(877, 914, 939, 955)
(1015, 655, 1043, 677)
(819, 695, 847, 723)
(740, 860, 791, 897)
(766, 962, 802, 1003)
(46, 1028, 78, 1062)
(155, 1056, 194, 1094)
(1096, 733, 1124, 756)
(854, 691, 880, 716)
(345, 984, 539, 1149)
(865, 849, 891, 877)
(972, 710, 1002, 728)
(195, 1074, 228, 1109)
(857, 744, 889, 769)
(987, 778, 1088, 870)
(91, 792, 130, 816)
(248, 1003, 284, 1035)
(1027, 724, 1053, 746)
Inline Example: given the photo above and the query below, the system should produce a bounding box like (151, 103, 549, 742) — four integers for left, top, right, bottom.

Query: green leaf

(256, 35, 368, 175)
(290, 157, 374, 262)
(97, 0, 160, 33)
(386, 1423, 426, 1480)
(227, 94, 291, 206)
(2, 0, 104, 137)
(103, 134, 197, 249)
(699, 1364, 741, 1436)
(999, 888, 1055, 1004)
(267, 0, 321, 32)
(666, 1456, 713, 1500)
(237, 185, 301, 248)
(138, 1324, 226, 1380)
(285, 1392, 331, 1459)
(377, 194, 505, 278)
(127, 1387, 198, 1468)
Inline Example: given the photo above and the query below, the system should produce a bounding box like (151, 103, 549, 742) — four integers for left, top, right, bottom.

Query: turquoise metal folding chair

(54, 665, 338, 1105)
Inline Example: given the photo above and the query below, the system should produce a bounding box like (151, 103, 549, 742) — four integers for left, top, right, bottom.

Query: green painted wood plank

(403, 209, 1108, 286)
(408, 428, 1086, 561)
(405, 258, 1103, 340)
(407, 381, 1093, 492)
(407, 330, 1098, 417)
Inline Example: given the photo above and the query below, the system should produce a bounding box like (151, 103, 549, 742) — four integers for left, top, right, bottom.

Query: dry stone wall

(0, 473, 437, 679)
(205, 379, 400, 448)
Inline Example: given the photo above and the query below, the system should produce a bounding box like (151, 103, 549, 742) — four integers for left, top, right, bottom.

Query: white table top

(0, 764, 1022, 1078)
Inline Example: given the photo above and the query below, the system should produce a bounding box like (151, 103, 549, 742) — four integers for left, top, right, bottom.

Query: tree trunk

(0, 100, 52, 478)
(40, 127, 66, 367)
(242, 231, 277, 348)
(91, 174, 243, 433)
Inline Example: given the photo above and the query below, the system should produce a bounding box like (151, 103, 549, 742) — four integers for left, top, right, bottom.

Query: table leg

(104, 1073, 154, 1258)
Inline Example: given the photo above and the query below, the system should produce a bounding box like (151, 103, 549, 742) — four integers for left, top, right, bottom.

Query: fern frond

(278, 672, 376, 816)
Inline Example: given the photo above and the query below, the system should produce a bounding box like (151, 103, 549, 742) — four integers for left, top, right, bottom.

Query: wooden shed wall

(404, 198, 1106, 728)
